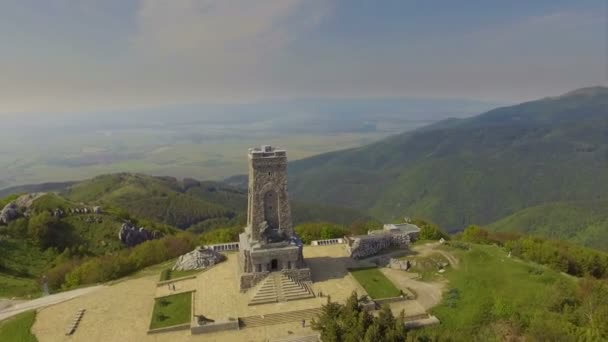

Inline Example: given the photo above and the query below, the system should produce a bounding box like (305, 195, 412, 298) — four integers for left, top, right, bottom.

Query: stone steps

(65, 308, 85, 336)
(271, 334, 320, 342)
(240, 307, 322, 328)
(249, 273, 315, 305)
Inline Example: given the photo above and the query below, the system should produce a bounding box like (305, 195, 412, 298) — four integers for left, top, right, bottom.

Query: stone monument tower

(238, 145, 311, 291)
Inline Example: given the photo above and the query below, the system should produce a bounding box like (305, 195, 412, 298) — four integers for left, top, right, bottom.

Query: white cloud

(0, 1, 604, 115)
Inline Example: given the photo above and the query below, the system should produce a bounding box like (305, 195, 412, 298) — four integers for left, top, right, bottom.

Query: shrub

(27, 212, 60, 248)
(295, 222, 348, 244)
(412, 218, 449, 240)
(60, 233, 196, 289)
(199, 226, 241, 245)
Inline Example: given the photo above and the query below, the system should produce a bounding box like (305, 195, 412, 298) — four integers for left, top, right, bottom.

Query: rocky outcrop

(0, 192, 47, 225)
(0, 202, 19, 224)
(389, 258, 411, 271)
(13, 192, 46, 209)
(173, 247, 225, 271)
(118, 222, 162, 247)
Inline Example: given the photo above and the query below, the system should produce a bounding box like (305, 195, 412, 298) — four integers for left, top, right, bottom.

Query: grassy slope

(489, 200, 608, 251)
(417, 244, 578, 340)
(0, 192, 177, 298)
(289, 87, 608, 232)
(0, 310, 38, 342)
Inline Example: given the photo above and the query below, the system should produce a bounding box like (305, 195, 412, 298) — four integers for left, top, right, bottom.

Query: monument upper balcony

(248, 145, 287, 159)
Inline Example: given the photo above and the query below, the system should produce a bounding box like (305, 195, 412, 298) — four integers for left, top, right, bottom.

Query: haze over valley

(0, 98, 496, 189)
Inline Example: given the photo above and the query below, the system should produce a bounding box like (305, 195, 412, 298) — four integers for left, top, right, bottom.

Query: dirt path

(380, 242, 460, 311)
(381, 268, 446, 310)
(0, 285, 104, 321)
(412, 242, 459, 269)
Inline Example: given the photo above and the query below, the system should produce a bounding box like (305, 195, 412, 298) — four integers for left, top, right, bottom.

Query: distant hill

(0, 181, 76, 199)
(488, 200, 608, 251)
(63, 174, 236, 229)
(288, 86, 608, 232)
(61, 173, 368, 230)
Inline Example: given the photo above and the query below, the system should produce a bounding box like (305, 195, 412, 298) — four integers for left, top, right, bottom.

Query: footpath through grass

(349, 267, 401, 299)
(149, 292, 192, 330)
(0, 310, 38, 342)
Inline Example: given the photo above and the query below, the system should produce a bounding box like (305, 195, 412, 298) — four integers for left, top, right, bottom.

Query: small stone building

(238, 146, 311, 291)
(345, 222, 420, 259)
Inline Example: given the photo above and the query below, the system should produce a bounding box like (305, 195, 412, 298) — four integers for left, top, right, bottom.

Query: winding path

(0, 285, 104, 321)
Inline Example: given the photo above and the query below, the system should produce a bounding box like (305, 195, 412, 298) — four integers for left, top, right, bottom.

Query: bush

(460, 225, 491, 244)
(60, 233, 196, 289)
(27, 212, 60, 248)
(412, 218, 449, 241)
(295, 222, 349, 244)
(199, 226, 241, 245)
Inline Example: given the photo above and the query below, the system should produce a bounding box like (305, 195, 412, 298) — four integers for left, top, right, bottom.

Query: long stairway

(239, 307, 323, 328)
(271, 334, 320, 342)
(249, 273, 315, 306)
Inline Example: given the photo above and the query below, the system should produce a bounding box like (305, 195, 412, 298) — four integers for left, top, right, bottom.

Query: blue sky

(0, 0, 605, 115)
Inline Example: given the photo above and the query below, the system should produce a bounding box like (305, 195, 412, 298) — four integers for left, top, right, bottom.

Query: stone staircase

(249, 273, 315, 306)
(249, 275, 279, 305)
(271, 334, 320, 342)
(239, 307, 322, 328)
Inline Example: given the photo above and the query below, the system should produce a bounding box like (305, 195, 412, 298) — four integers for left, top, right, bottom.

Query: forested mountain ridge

(489, 200, 608, 251)
(288, 87, 608, 232)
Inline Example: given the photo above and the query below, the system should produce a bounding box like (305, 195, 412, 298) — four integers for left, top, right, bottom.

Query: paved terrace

(32, 245, 433, 342)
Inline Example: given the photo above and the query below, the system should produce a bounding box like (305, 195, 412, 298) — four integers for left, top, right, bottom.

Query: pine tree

(363, 322, 382, 342)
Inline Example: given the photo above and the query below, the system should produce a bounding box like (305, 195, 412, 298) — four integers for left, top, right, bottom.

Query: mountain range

(288, 87, 608, 240)
(2, 86, 607, 250)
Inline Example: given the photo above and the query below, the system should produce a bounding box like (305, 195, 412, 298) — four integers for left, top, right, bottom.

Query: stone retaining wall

(191, 319, 239, 334)
(374, 296, 407, 305)
(147, 323, 191, 335)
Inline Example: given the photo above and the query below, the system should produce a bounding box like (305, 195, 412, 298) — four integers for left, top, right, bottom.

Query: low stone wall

(311, 238, 344, 246)
(403, 314, 440, 329)
(191, 319, 239, 334)
(205, 242, 240, 252)
(374, 296, 407, 305)
(147, 323, 191, 335)
(346, 234, 394, 259)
